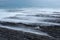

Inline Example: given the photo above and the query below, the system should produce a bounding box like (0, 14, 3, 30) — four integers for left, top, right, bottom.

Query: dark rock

(0, 25, 55, 40)
(40, 25, 60, 39)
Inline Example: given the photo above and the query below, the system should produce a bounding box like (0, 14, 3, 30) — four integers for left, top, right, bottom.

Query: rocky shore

(0, 8, 60, 40)
(0, 21, 59, 40)
(0, 25, 55, 40)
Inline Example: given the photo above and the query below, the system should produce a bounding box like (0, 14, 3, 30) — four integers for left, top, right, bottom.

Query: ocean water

(0, 0, 60, 40)
(0, 8, 60, 26)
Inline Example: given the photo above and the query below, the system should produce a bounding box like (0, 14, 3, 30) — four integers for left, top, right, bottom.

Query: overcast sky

(0, 0, 60, 8)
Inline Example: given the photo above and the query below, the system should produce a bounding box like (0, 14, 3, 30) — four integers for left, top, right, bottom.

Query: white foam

(0, 25, 52, 37)
(0, 8, 60, 17)
(0, 8, 60, 24)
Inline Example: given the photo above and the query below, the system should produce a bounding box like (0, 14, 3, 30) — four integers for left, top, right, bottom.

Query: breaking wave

(0, 8, 60, 26)
(0, 8, 60, 40)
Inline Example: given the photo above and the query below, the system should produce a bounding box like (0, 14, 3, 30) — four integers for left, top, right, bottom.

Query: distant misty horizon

(0, 0, 60, 8)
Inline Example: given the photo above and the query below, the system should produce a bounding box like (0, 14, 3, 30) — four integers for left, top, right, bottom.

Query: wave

(0, 8, 60, 26)
(0, 8, 60, 40)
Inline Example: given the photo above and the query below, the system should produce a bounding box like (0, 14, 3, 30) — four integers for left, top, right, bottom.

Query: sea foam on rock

(0, 8, 60, 40)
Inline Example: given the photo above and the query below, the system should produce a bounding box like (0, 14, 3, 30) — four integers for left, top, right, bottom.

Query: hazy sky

(0, 0, 60, 8)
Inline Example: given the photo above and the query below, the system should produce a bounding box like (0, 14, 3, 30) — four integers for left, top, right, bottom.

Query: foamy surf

(0, 8, 60, 40)
(0, 8, 60, 26)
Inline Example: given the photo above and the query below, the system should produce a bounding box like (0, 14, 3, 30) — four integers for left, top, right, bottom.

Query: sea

(0, 0, 60, 40)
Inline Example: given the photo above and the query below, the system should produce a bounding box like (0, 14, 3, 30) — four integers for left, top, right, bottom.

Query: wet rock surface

(0, 25, 56, 40)
(0, 20, 59, 40)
